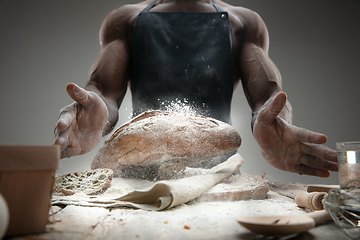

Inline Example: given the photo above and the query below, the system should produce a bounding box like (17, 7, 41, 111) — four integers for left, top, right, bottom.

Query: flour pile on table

(52, 154, 250, 211)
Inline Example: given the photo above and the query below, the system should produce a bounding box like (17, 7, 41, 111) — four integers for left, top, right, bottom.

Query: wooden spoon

(237, 210, 332, 236)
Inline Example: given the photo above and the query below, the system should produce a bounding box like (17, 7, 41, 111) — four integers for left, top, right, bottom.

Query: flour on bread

(91, 111, 241, 178)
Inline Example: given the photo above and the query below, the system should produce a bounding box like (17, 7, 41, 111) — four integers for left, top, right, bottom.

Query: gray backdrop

(1, 0, 359, 184)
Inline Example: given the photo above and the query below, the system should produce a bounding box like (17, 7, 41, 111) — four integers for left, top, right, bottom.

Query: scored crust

(54, 168, 114, 195)
(91, 111, 241, 176)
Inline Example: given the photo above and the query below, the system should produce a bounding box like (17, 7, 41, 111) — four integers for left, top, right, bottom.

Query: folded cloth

(52, 153, 244, 211)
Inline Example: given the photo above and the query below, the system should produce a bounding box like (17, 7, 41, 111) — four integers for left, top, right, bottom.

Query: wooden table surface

(7, 182, 353, 240)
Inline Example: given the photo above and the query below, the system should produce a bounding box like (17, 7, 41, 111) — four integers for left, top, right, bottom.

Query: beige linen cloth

(52, 153, 244, 211)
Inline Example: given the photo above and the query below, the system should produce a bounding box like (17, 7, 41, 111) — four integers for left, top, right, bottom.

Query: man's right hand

(54, 83, 109, 158)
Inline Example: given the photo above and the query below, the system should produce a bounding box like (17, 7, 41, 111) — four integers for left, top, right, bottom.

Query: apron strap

(143, 0, 158, 12)
(210, 0, 225, 12)
(143, 0, 225, 13)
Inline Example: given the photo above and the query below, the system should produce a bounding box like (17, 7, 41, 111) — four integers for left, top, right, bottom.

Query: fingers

(54, 115, 70, 152)
(54, 130, 69, 152)
(290, 125, 328, 145)
(301, 143, 338, 163)
(66, 83, 93, 108)
(292, 164, 331, 178)
(299, 154, 338, 171)
(261, 92, 287, 124)
(54, 125, 81, 158)
(54, 103, 76, 142)
(54, 103, 77, 158)
(60, 144, 80, 159)
(56, 110, 74, 131)
(286, 146, 337, 177)
(298, 143, 338, 176)
(279, 141, 338, 177)
(54, 131, 70, 159)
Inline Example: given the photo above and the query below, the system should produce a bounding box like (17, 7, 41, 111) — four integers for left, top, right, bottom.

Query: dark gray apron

(129, 0, 236, 170)
(130, 0, 234, 124)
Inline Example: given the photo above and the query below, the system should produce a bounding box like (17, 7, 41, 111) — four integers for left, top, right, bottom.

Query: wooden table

(8, 183, 352, 240)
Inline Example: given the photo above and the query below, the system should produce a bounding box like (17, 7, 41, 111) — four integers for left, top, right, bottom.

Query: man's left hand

(253, 92, 338, 177)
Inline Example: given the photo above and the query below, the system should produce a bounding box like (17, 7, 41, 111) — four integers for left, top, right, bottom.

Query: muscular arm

(238, 10, 292, 128)
(54, 6, 135, 158)
(85, 8, 131, 135)
(235, 9, 337, 177)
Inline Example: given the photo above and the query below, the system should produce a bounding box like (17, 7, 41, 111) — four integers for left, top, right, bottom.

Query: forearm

(241, 44, 292, 130)
(100, 97, 119, 136)
(85, 38, 130, 135)
(84, 83, 121, 136)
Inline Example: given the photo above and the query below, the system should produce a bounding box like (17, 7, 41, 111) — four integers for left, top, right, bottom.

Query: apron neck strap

(143, 0, 225, 13)
(210, 0, 225, 12)
(143, 0, 158, 12)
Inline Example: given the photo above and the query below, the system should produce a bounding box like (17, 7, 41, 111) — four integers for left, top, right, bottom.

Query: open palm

(253, 92, 337, 177)
(54, 83, 109, 158)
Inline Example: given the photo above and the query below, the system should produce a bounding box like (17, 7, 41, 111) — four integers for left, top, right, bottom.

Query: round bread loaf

(91, 111, 241, 176)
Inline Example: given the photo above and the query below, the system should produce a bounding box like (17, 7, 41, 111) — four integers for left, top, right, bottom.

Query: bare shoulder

(218, 1, 267, 33)
(107, 1, 151, 21)
(99, 0, 152, 45)
(217, 1, 268, 47)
